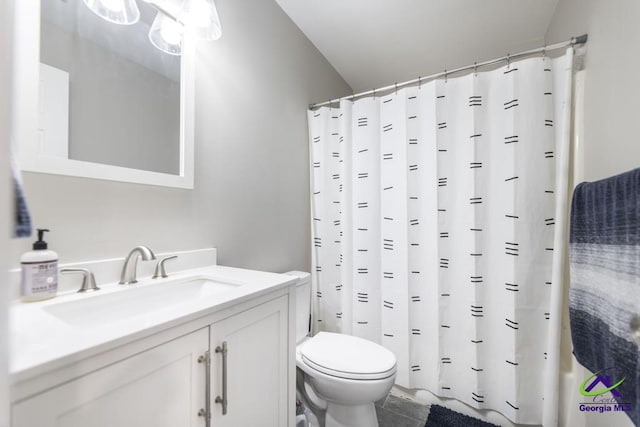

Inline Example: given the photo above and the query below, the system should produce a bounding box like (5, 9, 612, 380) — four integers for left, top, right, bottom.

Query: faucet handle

(61, 268, 100, 293)
(153, 256, 178, 279)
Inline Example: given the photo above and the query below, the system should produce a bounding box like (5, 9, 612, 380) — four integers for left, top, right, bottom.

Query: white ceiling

(275, 0, 560, 93)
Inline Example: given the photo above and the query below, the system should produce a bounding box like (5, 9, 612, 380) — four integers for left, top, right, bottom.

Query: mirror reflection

(39, 0, 181, 175)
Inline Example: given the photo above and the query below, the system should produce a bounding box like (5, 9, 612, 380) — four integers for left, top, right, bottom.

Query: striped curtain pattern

(308, 50, 573, 425)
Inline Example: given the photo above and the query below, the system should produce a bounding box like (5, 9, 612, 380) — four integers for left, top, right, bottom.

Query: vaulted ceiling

(275, 0, 560, 93)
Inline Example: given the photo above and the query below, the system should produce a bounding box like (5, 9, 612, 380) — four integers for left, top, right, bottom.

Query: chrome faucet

(119, 246, 156, 285)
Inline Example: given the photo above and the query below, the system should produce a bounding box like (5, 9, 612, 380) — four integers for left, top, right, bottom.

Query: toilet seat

(299, 332, 397, 380)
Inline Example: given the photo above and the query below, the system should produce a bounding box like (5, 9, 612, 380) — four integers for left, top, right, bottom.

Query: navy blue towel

(424, 405, 500, 427)
(11, 146, 31, 238)
(569, 167, 640, 426)
(12, 173, 32, 238)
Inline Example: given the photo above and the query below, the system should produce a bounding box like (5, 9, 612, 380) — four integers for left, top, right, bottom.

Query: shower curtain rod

(310, 34, 588, 109)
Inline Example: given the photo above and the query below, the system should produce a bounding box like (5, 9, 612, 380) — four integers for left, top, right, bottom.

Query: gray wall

(546, 0, 640, 182)
(8, 0, 351, 273)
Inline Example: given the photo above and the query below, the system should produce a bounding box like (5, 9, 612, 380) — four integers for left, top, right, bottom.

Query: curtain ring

(542, 46, 547, 59)
(474, 62, 478, 77)
(373, 88, 376, 100)
(418, 76, 422, 90)
(395, 82, 398, 95)
(444, 69, 448, 83)
(507, 53, 511, 69)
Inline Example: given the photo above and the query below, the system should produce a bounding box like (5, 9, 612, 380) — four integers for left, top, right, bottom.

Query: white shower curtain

(308, 50, 574, 425)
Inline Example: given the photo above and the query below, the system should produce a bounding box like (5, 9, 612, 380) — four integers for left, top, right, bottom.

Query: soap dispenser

(20, 228, 58, 301)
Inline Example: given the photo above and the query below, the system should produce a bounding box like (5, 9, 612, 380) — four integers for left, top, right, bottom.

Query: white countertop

(10, 265, 297, 383)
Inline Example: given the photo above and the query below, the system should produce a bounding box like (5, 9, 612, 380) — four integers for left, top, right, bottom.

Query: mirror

(15, 0, 195, 188)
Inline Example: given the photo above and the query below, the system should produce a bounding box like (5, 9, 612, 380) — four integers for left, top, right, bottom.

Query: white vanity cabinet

(12, 328, 209, 427)
(11, 290, 294, 427)
(209, 295, 289, 427)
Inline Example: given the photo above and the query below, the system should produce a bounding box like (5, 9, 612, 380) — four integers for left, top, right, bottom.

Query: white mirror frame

(13, 0, 195, 189)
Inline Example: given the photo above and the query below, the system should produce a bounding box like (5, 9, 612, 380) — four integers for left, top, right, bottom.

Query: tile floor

(375, 392, 430, 427)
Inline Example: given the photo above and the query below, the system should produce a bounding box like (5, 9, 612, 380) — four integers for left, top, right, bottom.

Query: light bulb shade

(82, 0, 140, 25)
(149, 12, 183, 56)
(178, 0, 222, 40)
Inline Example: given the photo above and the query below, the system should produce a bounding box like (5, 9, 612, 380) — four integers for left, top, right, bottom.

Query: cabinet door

(209, 295, 289, 427)
(13, 328, 209, 427)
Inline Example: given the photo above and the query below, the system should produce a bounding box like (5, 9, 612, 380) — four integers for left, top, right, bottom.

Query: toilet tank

(284, 271, 311, 344)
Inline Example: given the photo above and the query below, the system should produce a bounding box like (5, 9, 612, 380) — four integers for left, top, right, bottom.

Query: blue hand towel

(11, 149, 31, 238)
(569, 167, 640, 426)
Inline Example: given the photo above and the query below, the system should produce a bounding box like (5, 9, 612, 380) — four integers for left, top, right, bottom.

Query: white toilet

(287, 271, 397, 427)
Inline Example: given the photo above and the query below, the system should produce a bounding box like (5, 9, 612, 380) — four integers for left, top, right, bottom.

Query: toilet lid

(300, 332, 397, 380)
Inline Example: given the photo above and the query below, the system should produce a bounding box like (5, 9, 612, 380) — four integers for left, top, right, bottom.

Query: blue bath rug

(424, 405, 500, 427)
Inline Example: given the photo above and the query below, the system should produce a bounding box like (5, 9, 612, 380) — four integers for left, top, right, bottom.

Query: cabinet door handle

(198, 351, 211, 427)
(214, 341, 228, 415)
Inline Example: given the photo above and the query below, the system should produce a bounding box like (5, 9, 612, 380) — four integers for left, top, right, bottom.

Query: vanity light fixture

(82, 0, 223, 55)
(148, 11, 183, 55)
(82, 0, 141, 25)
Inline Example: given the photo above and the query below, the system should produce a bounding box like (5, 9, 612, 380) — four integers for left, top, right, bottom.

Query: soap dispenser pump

(20, 228, 58, 301)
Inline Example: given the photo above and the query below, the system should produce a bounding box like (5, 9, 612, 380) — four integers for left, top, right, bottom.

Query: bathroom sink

(43, 276, 242, 327)
(10, 263, 297, 380)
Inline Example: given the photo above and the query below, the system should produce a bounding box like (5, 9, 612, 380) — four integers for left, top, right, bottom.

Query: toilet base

(325, 402, 378, 427)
